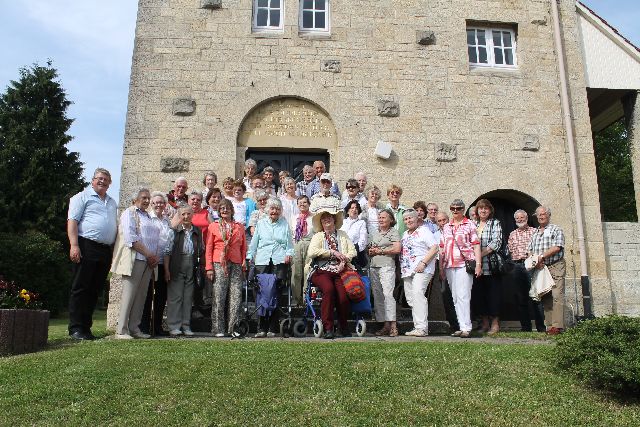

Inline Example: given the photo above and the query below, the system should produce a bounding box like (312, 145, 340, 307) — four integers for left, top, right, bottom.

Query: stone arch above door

(237, 97, 338, 150)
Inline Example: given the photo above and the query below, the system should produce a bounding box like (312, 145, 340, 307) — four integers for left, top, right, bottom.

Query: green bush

(0, 231, 72, 316)
(555, 316, 640, 395)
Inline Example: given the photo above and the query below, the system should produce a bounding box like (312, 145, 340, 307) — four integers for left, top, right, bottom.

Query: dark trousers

(311, 270, 350, 332)
(68, 237, 113, 334)
(472, 274, 502, 318)
(439, 274, 459, 331)
(140, 267, 168, 335)
(255, 262, 287, 332)
(512, 263, 545, 331)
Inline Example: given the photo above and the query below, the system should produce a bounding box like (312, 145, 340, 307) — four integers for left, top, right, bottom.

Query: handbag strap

(450, 223, 470, 262)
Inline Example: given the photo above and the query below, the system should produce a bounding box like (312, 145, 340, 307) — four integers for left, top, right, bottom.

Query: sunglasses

(450, 207, 464, 212)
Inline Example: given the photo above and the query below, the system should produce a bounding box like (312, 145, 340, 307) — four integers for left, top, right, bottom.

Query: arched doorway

(469, 189, 541, 323)
(238, 97, 337, 180)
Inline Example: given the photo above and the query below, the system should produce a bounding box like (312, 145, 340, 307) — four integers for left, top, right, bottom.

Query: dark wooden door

(245, 150, 329, 182)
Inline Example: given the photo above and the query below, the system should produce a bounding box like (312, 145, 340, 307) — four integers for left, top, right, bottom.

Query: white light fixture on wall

(375, 140, 392, 159)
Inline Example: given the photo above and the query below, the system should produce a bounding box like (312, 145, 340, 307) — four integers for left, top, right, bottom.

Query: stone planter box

(0, 309, 49, 355)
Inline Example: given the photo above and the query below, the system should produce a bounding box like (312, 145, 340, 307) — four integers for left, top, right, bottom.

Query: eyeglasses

(450, 207, 464, 212)
(389, 191, 401, 195)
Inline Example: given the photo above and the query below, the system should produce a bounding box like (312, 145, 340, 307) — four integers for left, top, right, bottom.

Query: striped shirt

(527, 224, 565, 265)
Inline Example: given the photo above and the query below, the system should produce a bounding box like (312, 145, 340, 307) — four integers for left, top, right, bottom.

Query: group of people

(65, 163, 566, 341)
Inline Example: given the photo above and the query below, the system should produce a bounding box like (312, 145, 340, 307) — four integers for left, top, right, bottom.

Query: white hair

(402, 208, 419, 219)
(354, 172, 367, 180)
(265, 197, 282, 211)
(150, 191, 167, 203)
(245, 159, 257, 168)
(535, 206, 551, 217)
(174, 177, 188, 184)
(513, 209, 528, 219)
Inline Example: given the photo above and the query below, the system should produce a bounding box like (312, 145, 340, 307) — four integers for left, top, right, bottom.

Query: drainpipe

(550, 0, 593, 318)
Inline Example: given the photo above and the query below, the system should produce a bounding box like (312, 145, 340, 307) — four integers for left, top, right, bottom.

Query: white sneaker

(182, 328, 195, 336)
(405, 329, 428, 337)
(169, 329, 182, 336)
(254, 331, 266, 338)
(266, 332, 276, 338)
(115, 333, 134, 340)
(214, 333, 225, 338)
(132, 331, 151, 339)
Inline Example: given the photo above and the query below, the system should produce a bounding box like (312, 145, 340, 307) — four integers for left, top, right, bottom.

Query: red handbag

(340, 269, 366, 302)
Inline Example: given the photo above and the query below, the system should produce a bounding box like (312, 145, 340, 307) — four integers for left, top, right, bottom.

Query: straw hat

(312, 205, 344, 232)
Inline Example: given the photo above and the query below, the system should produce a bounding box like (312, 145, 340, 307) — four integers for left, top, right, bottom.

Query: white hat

(319, 172, 333, 182)
(312, 206, 344, 232)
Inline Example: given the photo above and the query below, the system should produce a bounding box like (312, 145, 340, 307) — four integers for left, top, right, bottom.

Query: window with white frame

(253, 0, 284, 32)
(467, 26, 517, 68)
(299, 0, 330, 34)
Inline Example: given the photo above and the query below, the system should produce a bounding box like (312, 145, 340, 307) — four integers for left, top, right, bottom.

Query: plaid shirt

(477, 219, 503, 274)
(507, 226, 535, 261)
(527, 224, 565, 265)
(296, 180, 313, 197)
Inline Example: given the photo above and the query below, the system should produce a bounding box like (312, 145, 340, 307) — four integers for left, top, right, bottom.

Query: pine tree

(0, 62, 87, 244)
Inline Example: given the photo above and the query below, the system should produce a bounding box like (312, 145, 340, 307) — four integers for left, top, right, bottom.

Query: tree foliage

(593, 119, 637, 222)
(0, 62, 86, 244)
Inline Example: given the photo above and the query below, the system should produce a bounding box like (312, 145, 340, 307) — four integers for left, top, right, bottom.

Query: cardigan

(304, 229, 357, 278)
(205, 220, 247, 270)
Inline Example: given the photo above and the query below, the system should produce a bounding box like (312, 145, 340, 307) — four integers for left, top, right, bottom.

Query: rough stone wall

(112, 0, 628, 327)
(602, 223, 640, 316)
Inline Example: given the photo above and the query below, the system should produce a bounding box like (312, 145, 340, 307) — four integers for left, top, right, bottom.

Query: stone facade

(111, 0, 640, 328)
(602, 223, 640, 317)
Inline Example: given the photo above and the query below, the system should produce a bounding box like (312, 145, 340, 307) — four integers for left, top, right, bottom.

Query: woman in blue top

(247, 197, 294, 337)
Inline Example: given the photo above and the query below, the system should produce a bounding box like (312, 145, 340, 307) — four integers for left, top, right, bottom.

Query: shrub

(0, 231, 72, 316)
(555, 316, 640, 395)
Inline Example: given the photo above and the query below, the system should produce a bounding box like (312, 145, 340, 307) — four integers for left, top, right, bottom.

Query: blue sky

(1, 0, 638, 202)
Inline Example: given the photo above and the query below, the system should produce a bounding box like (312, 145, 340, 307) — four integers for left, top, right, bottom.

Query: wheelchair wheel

(293, 319, 307, 338)
(356, 319, 367, 337)
(232, 319, 249, 338)
(313, 319, 323, 338)
(280, 318, 292, 338)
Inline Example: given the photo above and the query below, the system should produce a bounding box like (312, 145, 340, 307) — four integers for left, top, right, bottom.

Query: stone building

(109, 0, 640, 328)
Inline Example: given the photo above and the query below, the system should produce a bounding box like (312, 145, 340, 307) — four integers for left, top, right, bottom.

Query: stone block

(376, 99, 400, 117)
(523, 134, 540, 151)
(321, 60, 342, 73)
(161, 157, 190, 173)
(201, 0, 222, 9)
(436, 143, 457, 162)
(172, 98, 196, 116)
(416, 30, 436, 46)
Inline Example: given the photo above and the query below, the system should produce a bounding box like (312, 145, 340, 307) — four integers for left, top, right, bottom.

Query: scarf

(218, 219, 233, 275)
(294, 211, 310, 242)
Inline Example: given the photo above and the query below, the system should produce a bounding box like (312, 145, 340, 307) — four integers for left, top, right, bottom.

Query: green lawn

(1, 315, 638, 426)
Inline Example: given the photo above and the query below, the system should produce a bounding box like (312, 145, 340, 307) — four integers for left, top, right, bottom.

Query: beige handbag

(110, 207, 140, 276)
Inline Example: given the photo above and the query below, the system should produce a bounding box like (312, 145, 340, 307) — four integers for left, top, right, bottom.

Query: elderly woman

(115, 188, 160, 339)
(206, 199, 247, 337)
(472, 198, 504, 335)
(400, 209, 439, 337)
(306, 206, 357, 339)
(368, 209, 401, 337)
(262, 166, 277, 196)
(277, 170, 290, 196)
(361, 185, 384, 235)
(439, 199, 482, 338)
(291, 196, 314, 305)
(201, 172, 217, 206)
(248, 191, 270, 236)
(247, 198, 294, 337)
(341, 178, 366, 209)
(222, 177, 235, 200)
(163, 206, 204, 337)
(140, 191, 173, 336)
(242, 159, 257, 195)
(279, 176, 300, 231)
(340, 200, 368, 268)
(205, 187, 222, 222)
(386, 184, 407, 236)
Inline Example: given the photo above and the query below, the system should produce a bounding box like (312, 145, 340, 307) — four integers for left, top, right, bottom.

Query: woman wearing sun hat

(306, 204, 357, 339)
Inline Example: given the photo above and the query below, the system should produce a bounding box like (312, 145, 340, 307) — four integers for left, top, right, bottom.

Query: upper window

(253, 0, 284, 32)
(467, 27, 517, 68)
(299, 0, 330, 34)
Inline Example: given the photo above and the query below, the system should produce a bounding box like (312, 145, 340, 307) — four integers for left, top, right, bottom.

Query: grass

(1, 314, 638, 426)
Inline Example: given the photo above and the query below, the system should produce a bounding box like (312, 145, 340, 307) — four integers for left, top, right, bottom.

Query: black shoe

(69, 331, 92, 341)
(155, 330, 169, 337)
(341, 330, 352, 338)
(323, 331, 335, 339)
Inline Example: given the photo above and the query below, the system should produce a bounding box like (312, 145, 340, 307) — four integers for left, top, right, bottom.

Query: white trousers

(370, 266, 396, 321)
(117, 259, 152, 335)
(403, 272, 432, 331)
(445, 267, 473, 332)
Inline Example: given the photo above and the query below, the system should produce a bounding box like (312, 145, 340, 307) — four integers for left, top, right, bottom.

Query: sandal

(389, 326, 399, 337)
(375, 326, 390, 336)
